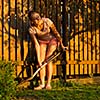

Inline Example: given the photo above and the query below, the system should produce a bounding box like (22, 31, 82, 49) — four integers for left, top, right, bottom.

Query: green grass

(17, 80, 100, 100)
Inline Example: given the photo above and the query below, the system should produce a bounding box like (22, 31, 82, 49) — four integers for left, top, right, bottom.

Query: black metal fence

(0, 0, 100, 79)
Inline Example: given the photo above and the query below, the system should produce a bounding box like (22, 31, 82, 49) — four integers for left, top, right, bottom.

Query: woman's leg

(34, 43, 47, 90)
(46, 43, 57, 88)
(39, 43, 47, 86)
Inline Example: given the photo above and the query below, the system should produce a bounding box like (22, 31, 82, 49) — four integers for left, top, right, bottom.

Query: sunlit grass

(17, 80, 100, 100)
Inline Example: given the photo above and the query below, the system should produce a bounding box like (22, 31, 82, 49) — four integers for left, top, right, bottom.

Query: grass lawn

(17, 79, 100, 100)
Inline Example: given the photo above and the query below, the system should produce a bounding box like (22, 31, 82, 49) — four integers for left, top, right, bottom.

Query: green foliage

(0, 60, 18, 100)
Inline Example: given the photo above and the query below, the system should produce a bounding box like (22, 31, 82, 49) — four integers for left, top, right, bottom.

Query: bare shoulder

(42, 17, 53, 26)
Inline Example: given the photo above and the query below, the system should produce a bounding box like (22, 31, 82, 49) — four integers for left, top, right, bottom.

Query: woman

(28, 11, 66, 90)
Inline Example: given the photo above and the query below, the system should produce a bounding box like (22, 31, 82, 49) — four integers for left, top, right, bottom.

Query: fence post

(2, 0, 4, 60)
(61, 0, 68, 80)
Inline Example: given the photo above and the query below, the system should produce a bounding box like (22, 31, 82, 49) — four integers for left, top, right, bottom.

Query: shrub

(0, 60, 18, 100)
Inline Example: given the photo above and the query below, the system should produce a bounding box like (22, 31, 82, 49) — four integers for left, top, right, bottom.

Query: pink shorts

(39, 38, 57, 46)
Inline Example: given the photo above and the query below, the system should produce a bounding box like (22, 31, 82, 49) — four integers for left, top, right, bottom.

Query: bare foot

(34, 85, 45, 90)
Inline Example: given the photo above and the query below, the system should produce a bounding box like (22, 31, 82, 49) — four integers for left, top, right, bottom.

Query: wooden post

(61, 0, 68, 80)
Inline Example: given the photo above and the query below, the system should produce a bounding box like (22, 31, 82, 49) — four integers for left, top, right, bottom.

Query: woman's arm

(50, 24, 64, 47)
(50, 23, 68, 50)
(29, 27, 42, 66)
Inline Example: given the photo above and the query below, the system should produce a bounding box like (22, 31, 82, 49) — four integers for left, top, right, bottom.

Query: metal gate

(0, 0, 100, 79)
